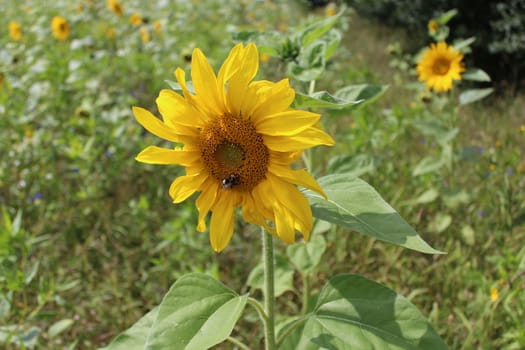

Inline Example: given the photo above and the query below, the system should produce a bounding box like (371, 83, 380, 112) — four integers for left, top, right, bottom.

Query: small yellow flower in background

(498, 279, 505, 286)
(495, 140, 502, 148)
(133, 43, 334, 252)
(107, 0, 124, 16)
(278, 23, 288, 32)
(106, 28, 116, 39)
(520, 124, 525, 132)
(23, 6, 32, 13)
(130, 13, 142, 26)
(518, 163, 525, 173)
(490, 287, 499, 302)
(246, 12, 256, 21)
(9, 21, 23, 41)
(152, 20, 162, 34)
(140, 27, 150, 43)
(489, 164, 496, 171)
(325, 4, 337, 17)
(260, 53, 270, 63)
(76, 4, 84, 13)
(427, 20, 439, 34)
(51, 16, 70, 41)
(417, 41, 465, 92)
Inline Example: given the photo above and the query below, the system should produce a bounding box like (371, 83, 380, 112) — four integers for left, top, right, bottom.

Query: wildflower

(488, 164, 496, 171)
(152, 20, 162, 34)
(325, 4, 337, 17)
(139, 27, 150, 43)
(260, 53, 270, 63)
(51, 16, 70, 41)
(417, 41, 464, 92)
(495, 140, 502, 148)
(9, 21, 23, 41)
(107, 0, 123, 16)
(490, 287, 498, 302)
(133, 43, 334, 252)
(130, 13, 142, 26)
(427, 20, 439, 34)
(520, 125, 525, 132)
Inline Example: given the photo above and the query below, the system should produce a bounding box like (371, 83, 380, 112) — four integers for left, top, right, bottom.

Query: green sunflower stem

(262, 227, 276, 350)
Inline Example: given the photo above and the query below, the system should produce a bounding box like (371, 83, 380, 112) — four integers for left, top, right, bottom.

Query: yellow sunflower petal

(195, 178, 219, 232)
(132, 106, 181, 142)
(209, 193, 238, 252)
(268, 163, 326, 198)
(168, 172, 208, 203)
(135, 146, 201, 166)
(263, 127, 335, 152)
(255, 110, 320, 136)
(191, 48, 224, 115)
(251, 79, 295, 120)
(156, 89, 207, 127)
(273, 201, 296, 243)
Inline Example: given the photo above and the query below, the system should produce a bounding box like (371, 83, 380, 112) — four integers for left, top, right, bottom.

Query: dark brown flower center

(199, 113, 269, 192)
(432, 58, 450, 75)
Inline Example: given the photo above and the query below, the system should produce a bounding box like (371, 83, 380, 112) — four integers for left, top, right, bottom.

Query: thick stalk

(262, 228, 276, 350)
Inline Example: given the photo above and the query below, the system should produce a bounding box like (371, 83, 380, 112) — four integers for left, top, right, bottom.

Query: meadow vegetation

(0, 1, 524, 349)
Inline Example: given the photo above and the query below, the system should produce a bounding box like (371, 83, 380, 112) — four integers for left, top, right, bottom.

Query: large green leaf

(459, 88, 493, 105)
(293, 91, 364, 110)
(100, 308, 158, 350)
(279, 274, 448, 350)
(303, 174, 443, 254)
(286, 235, 326, 273)
(145, 273, 247, 350)
(247, 253, 294, 297)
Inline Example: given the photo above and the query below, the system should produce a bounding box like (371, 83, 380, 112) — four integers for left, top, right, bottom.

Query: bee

(221, 174, 240, 189)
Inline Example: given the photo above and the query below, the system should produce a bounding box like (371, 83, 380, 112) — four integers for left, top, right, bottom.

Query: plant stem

(262, 228, 276, 350)
(301, 273, 310, 315)
(227, 336, 251, 350)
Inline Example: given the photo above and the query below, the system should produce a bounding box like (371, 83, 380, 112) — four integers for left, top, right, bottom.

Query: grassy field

(1, 1, 524, 349)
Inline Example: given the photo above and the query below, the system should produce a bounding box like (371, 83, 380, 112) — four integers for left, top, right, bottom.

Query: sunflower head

(107, 0, 124, 16)
(416, 41, 464, 92)
(51, 16, 70, 41)
(133, 43, 334, 252)
(9, 21, 23, 41)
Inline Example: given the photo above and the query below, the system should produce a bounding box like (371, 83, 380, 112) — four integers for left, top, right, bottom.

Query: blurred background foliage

(342, 0, 525, 90)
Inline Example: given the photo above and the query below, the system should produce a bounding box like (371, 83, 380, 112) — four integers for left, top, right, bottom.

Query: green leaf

(279, 274, 448, 350)
(327, 154, 377, 177)
(299, 8, 344, 48)
(303, 174, 443, 254)
(411, 119, 458, 144)
(437, 9, 458, 24)
(145, 273, 247, 350)
(462, 68, 491, 82)
(459, 88, 493, 105)
(293, 91, 363, 110)
(412, 156, 446, 176)
(287, 235, 327, 273)
(427, 213, 452, 234)
(48, 319, 74, 338)
(289, 41, 326, 82)
(100, 307, 158, 350)
(323, 30, 342, 60)
(247, 254, 294, 297)
(334, 84, 388, 107)
(453, 37, 475, 52)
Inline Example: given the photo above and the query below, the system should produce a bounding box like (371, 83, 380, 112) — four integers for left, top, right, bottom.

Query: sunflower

(129, 13, 142, 26)
(9, 21, 23, 41)
(51, 16, 70, 41)
(133, 43, 334, 252)
(107, 0, 124, 16)
(417, 41, 464, 92)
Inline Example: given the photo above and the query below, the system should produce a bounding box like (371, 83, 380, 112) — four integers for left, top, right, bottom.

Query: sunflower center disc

(432, 58, 450, 75)
(199, 113, 269, 192)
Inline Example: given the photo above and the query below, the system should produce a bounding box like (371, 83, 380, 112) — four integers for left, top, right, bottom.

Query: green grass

(1, 1, 524, 349)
